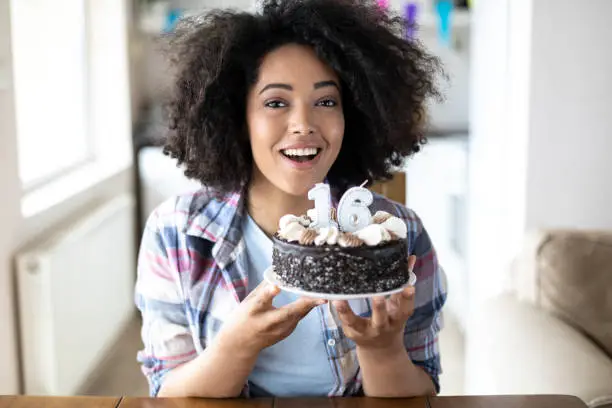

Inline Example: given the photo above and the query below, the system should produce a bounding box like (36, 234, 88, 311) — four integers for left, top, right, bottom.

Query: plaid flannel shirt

(135, 187, 447, 397)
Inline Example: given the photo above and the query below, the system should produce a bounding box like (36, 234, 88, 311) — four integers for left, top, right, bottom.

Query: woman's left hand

(332, 255, 417, 351)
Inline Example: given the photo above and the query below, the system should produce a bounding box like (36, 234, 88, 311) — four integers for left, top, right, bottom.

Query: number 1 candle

(308, 183, 333, 228)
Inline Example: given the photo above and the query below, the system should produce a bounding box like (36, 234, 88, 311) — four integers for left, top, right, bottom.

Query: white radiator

(16, 194, 136, 395)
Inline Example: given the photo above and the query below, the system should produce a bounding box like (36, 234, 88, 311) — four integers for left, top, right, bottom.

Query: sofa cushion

(535, 230, 612, 358)
(465, 294, 612, 404)
(591, 395, 612, 408)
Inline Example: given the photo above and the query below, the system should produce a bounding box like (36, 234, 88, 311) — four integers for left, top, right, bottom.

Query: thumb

(250, 283, 280, 311)
(281, 297, 326, 321)
(408, 255, 417, 271)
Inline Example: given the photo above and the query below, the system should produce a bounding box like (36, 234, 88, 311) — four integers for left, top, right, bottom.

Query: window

(10, 0, 94, 189)
(10, 1, 133, 217)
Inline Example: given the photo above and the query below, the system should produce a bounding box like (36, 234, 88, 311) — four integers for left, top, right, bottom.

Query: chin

(278, 175, 325, 197)
(281, 183, 315, 198)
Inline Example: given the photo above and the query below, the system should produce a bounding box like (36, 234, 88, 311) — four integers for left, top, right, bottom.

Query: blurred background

(1, 0, 611, 404)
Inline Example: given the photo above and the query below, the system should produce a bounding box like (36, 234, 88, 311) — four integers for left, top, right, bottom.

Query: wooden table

(428, 395, 587, 408)
(0, 395, 588, 408)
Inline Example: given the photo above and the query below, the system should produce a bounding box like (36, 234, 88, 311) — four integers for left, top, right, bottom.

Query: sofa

(465, 229, 612, 408)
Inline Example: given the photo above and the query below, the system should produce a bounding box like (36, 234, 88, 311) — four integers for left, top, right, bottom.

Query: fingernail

(317, 299, 327, 305)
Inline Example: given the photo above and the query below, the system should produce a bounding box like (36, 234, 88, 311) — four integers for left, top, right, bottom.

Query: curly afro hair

(163, 0, 443, 194)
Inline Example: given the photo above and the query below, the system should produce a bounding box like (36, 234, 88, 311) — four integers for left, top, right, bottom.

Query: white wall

(466, 0, 517, 316)
(0, 0, 135, 393)
(525, 0, 612, 230)
(467, 0, 612, 318)
(0, 0, 22, 393)
(405, 136, 469, 328)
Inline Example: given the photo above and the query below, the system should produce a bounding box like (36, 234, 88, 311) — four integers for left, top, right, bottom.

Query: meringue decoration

(278, 214, 301, 230)
(380, 216, 408, 239)
(354, 224, 392, 246)
(372, 210, 393, 224)
(279, 221, 306, 242)
(314, 226, 341, 246)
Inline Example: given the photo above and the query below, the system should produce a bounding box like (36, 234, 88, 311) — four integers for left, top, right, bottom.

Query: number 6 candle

(336, 184, 373, 232)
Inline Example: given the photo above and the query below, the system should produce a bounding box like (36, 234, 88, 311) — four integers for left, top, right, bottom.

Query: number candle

(308, 183, 333, 228)
(336, 184, 373, 233)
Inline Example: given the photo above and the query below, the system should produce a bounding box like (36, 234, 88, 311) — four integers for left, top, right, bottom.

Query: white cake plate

(263, 266, 417, 301)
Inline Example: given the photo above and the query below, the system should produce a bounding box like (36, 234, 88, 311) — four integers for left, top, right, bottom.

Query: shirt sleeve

(135, 211, 197, 397)
(404, 219, 447, 394)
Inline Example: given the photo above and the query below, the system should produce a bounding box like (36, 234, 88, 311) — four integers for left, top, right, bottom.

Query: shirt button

(327, 339, 336, 347)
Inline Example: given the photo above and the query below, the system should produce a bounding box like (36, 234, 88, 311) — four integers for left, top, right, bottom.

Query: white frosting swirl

(278, 221, 306, 242)
(279, 214, 298, 230)
(279, 214, 311, 230)
(327, 226, 339, 245)
(380, 216, 408, 239)
(354, 224, 392, 246)
(314, 226, 340, 246)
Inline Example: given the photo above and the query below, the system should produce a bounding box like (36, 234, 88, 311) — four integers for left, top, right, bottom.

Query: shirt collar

(184, 188, 246, 271)
(184, 190, 243, 237)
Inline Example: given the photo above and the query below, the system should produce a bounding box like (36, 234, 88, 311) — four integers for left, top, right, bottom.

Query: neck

(246, 180, 313, 237)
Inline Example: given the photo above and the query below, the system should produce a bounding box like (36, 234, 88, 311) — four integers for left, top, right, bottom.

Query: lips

(280, 147, 322, 162)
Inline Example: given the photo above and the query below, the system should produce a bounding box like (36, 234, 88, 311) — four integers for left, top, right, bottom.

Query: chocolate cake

(272, 237, 409, 294)
(271, 208, 410, 294)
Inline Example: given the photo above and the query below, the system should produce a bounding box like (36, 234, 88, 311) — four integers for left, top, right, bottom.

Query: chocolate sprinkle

(272, 236, 409, 294)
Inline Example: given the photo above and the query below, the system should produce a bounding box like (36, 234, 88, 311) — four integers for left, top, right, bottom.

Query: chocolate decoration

(299, 228, 318, 245)
(272, 236, 409, 294)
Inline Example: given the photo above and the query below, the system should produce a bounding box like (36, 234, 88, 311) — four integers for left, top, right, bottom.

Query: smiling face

(246, 43, 345, 197)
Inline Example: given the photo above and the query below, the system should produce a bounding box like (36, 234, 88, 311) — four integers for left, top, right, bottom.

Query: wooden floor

(80, 314, 149, 397)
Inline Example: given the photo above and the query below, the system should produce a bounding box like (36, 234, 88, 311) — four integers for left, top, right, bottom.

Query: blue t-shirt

(241, 214, 335, 397)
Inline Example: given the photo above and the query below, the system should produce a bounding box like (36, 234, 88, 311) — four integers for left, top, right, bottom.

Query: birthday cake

(271, 183, 410, 294)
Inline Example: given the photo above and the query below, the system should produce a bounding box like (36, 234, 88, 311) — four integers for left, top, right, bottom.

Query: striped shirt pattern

(135, 188, 447, 397)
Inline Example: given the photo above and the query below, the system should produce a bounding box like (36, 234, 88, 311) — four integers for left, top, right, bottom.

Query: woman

(136, 0, 447, 398)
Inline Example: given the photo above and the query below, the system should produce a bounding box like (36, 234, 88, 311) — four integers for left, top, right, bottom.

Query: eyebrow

(314, 80, 340, 90)
(259, 80, 340, 94)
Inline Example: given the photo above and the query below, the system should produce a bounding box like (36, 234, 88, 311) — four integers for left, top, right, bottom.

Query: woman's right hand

(217, 282, 326, 356)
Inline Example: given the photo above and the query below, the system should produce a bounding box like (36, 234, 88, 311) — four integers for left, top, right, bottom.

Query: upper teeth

(282, 148, 318, 157)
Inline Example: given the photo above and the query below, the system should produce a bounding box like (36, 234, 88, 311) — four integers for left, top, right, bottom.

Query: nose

(289, 104, 315, 135)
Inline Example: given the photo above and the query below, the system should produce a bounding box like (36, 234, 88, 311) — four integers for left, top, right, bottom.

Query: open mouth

(280, 147, 322, 163)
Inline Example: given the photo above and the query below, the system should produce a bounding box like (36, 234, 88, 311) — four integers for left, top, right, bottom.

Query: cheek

(248, 114, 278, 153)
(327, 114, 345, 151)
(247, 116, 284, 176)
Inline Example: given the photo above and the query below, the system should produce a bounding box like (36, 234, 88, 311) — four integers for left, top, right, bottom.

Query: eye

(317, 99, 338, 107)
(264, 99, 288, 109)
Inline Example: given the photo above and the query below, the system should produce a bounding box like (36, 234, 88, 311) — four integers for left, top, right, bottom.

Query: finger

(274, 297, 326, 323)
(251, 284, 280, 312)
(401, 285, 416, 300)
(371, 296, 389, 329)
(408, 255, 417, 271)
(244, 280, 269, 301)
(389, 286, 415, 322)
(386, 293, 402, 319)
(402, 286, 416, 316)
(332, 301, 368, 332)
